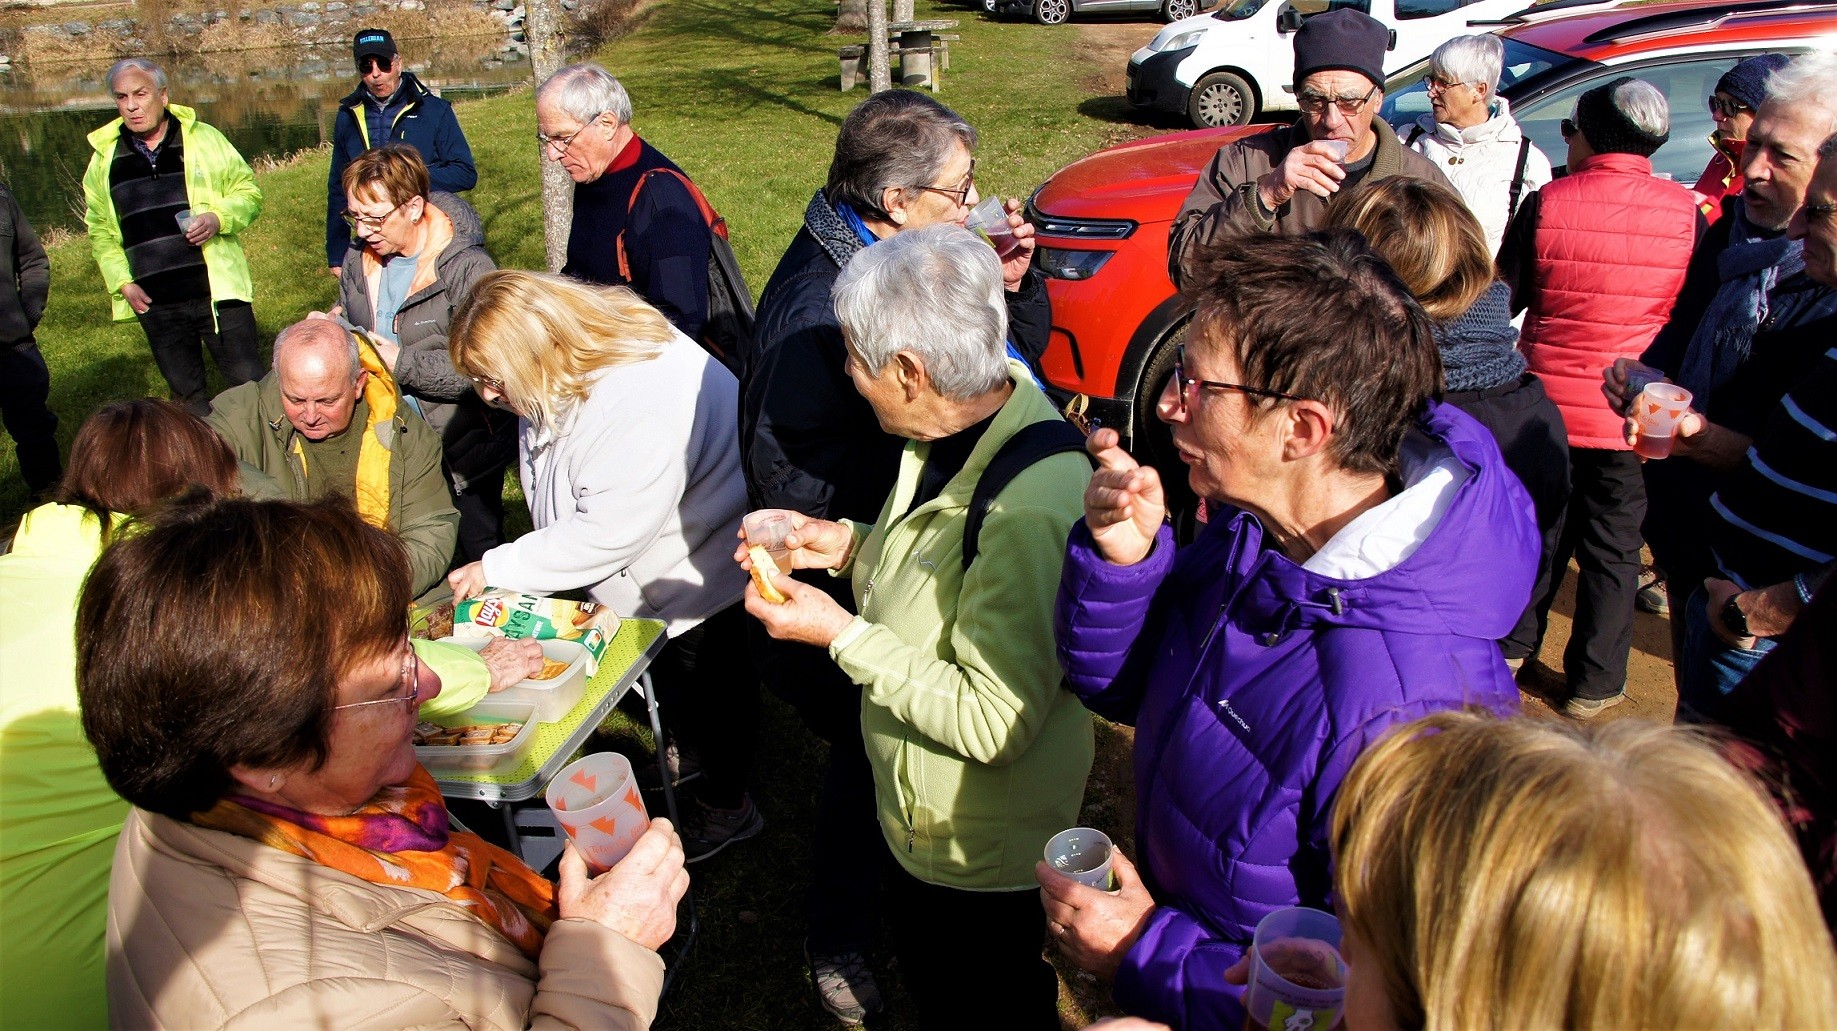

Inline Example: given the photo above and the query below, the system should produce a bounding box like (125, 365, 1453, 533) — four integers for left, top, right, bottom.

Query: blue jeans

(1677, 586, 1776, 721)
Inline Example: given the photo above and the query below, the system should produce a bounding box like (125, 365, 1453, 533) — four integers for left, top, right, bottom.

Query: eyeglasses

(341, 201, 404, 231)
(1560, 117, 1578, 139)
(537, 114, 604, 156)
(331, 646, 420, 715)
(915, 158, 977, 207)
(1296, 85, 1379, 115)
(1424, 76, 1476, 95)
(1171, 345, 1308, 414)
(470, 373, 505, 393)
(1707, 95, 1752, 118)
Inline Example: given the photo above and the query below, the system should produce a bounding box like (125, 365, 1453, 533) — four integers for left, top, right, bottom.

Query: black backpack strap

(1405, 124, 1425, 146)
(1507, 136, 1533, 215)
(963, 419, 1092, 570)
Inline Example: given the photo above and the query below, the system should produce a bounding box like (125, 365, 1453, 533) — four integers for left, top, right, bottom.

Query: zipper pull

(907, 827, 915, 853)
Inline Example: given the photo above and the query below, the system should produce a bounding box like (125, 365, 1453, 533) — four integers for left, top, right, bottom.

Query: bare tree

(833, 0, 867, 33)
(893, 0, 914, 22)
(867, 0, 890, 93)
(526, 0, 571, 272)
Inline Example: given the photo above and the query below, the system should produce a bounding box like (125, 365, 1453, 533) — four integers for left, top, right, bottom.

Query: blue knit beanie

(1715, 53, 1791, 111)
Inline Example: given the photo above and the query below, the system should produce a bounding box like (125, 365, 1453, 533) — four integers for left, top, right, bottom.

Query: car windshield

(1381, 37, 1569, 127)
(1213, 0, 1269, 19)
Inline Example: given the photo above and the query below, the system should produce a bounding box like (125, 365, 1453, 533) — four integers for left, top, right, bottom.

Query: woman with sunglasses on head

(83, 495, 688, 1028)
(337, 143, 515, 562)
(1693, 53, 1791, 224)
(1041, 231, 1537, 1031)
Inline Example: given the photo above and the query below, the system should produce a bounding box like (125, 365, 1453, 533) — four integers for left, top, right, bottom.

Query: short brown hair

(54, 399, 240, 538)
(341, 142, 430, 207)
(1334, 710, 1837, 1027)
(1324, 178, 1495, 323)
(1183, 230, 1442, 477)
(77, 496, 411, 820)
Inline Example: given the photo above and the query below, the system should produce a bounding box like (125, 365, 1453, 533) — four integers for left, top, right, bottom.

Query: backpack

(962, 419, 1094, 569)
(615, 168, 756, 377)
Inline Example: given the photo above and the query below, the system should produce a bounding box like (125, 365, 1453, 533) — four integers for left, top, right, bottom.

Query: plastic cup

(1044, 827, 1114, 890)
(963, 197, 1019, 258)
(742, 509, 796, 574)
(175, 208, 195, 233)
(546, 752, 649, 873)
(1319, 139, 1350, 163)
(1633, 382, 1693, 461)
(1243, 907, 1346, 1031)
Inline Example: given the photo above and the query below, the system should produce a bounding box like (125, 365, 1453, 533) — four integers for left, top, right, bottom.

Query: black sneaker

(680, 795, 764, 863)
(804, 940, 883, 1024)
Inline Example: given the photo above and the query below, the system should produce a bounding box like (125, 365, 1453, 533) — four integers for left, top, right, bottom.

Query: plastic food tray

(415, 700, 539, 774)
(442, 637, 591, 723)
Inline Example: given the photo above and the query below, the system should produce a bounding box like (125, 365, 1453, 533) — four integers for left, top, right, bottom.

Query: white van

(1125, 0, 1622, 126)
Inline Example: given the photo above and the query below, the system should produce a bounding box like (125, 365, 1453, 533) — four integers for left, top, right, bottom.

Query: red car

(1031, 0, 1837, 478)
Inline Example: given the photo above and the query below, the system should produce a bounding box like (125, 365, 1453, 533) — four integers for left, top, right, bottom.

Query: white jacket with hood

(1403, 96, 1553, 256)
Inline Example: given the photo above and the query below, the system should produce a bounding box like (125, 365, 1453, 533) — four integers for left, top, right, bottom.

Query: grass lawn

(5, 1, 1143, 1026)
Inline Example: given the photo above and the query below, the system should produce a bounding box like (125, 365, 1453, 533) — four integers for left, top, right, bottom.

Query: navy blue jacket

(326, 72, 476, 267)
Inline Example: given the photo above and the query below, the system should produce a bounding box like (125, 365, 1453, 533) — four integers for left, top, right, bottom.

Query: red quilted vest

(1519, 152, 1698, 449)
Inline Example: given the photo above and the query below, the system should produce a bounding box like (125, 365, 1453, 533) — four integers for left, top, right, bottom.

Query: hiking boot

(680, 794, 764, 863)
(804, 941, 883, 1025)
(1636, 566, 1669, 616)
(1562, 693, 1626, 720)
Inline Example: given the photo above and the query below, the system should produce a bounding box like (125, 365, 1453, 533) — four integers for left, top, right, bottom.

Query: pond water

(1, 36, 529, 236)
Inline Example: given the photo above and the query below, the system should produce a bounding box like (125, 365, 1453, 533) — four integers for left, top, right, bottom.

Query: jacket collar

(1571, 151, 1654, 176)
(1421, 97, 1522, 147)
(338, 70, 430, 112)
(894, 362, 1058, 521)
(88, 102, 197, 155)
(130, 808, 537, 974)
(802, 189, 868, 271)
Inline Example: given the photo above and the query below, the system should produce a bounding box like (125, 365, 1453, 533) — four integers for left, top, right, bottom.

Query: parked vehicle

(993, 0, 1220, 27)
(1127, 0, 1628, 127)
(1033, 0, 1837, 486)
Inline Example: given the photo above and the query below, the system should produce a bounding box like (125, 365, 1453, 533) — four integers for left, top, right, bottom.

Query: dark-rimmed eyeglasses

(1296, 84, 1379, 115)
(331, 645, 420, 715)
(537, 113, 604, 156)
(1171, 345, 1308, 414)
(1707, 95, 1752, 118)
(915, 157, 977, 207)
(1560, 117, 1578, 139)
(341, 200, 405, 231)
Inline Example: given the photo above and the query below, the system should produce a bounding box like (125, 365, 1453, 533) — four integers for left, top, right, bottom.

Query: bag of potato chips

(453, 590, 614, 675)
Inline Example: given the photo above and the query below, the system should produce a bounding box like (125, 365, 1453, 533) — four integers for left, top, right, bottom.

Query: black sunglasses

(1560, 117, 1577, 139)
(1707, 95, 1752, 118)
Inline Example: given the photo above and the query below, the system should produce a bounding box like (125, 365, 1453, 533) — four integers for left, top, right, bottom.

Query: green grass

(5, 1, 1143, 1025)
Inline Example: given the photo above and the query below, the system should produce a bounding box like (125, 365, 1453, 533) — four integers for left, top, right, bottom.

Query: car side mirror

(1277, 7, 1303, 32)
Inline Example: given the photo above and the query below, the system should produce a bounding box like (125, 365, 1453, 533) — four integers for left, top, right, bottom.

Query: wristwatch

(1719, 594, 1752, 638)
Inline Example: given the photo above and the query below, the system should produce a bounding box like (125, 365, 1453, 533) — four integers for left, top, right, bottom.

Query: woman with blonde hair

(1330, 709, 1837, 1028)
(1327, 177, 1568, 681)
(446, 270, 760, 861)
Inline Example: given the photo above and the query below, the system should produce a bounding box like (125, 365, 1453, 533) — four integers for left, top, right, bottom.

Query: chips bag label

(453, 590, 613, 675)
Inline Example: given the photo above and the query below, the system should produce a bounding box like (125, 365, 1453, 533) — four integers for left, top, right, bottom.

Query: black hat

(1575, 76, 1669, 157)
(1292, 9, 1389, 89)
(1715, 53, 1790, 112)
(353, 28, 397, 66)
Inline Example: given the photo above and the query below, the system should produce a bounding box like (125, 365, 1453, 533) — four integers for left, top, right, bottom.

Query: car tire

(1187, 70, 1255, 128)
(984, 0, 998, 12)
(1034, 0, 1071, 25)
(1160, 0, 1199, 20)
(1134, 328, 1203, 544)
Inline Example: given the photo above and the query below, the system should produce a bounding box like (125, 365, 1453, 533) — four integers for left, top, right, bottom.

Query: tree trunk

(893, 0, 914, 22)
(867, 0, 891, 93)
(834, 0, 868, 33)
(526, 0, 572, 273)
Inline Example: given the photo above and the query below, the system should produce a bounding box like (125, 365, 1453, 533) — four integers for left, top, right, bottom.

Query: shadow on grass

(705, 69, 849, 130)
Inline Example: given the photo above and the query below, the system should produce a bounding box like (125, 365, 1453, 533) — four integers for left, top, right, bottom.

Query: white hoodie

(1402, 96, 1554, 257)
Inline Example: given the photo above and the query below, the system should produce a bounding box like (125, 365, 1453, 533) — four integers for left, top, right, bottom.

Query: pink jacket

(106, 808, 665, 1029)
(1518, 152, 1698, 449)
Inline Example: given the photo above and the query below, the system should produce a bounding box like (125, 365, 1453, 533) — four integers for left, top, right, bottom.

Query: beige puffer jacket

(107, 808, 664, 1029)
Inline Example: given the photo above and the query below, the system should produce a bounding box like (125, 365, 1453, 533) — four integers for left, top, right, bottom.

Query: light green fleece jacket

(829, 366, 1095, 891)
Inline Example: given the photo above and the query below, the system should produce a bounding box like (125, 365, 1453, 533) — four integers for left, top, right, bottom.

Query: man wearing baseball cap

(1167, 8, 1449, 287)
(326, 27, 476, 272)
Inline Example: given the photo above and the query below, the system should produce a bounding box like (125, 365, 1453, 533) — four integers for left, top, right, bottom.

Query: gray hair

(1767, 49, 1837, 135)
(536, 63, 633, 129)
(107, 58, 168, 92)
(826, 90, 977, 222)
(1430, 34, 1503, 93)
(273, 319, 362, 384)
(832, 225, 1008, 402)
(1613, 78, 1670, 138)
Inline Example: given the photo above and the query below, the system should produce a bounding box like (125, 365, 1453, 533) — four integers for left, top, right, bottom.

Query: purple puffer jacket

(1055, 401, 1535, 1031)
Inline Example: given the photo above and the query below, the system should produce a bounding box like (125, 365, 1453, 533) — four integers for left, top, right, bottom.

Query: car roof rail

(1578, 0, 1837, 43)
(1468, 0, 1624, 28)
